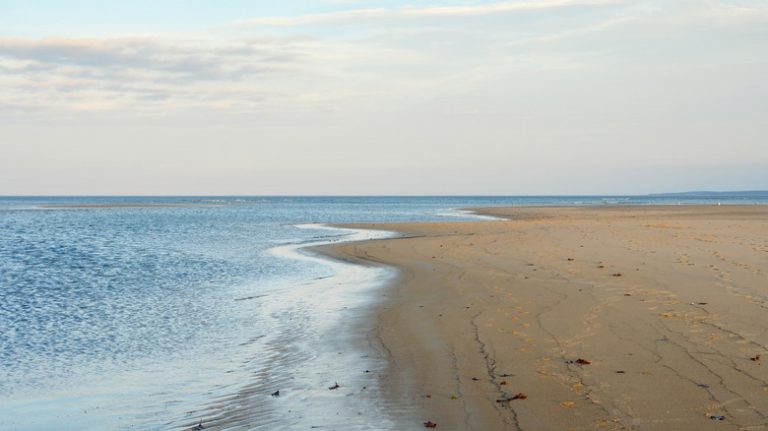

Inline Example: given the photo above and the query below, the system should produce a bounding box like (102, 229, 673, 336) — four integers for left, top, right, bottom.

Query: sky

(1, 0, 766, 195)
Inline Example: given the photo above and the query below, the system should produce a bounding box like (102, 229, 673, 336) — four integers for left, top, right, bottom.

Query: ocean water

(1, 195, 766, 430)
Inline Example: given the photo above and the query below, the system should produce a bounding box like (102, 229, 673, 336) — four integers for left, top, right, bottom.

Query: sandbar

(326, 206, 768, 430)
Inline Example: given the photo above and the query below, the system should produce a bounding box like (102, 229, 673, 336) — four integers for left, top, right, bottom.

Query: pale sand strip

(325, 206, 768, 430)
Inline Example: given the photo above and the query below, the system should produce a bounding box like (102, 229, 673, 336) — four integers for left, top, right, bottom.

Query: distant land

(648, 190, 768, 197)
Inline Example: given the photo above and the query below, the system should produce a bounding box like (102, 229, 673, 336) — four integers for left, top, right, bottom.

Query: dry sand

(326, 206, 768, 430)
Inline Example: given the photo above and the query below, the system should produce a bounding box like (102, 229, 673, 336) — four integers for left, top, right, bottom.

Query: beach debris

(471, 377, 479, 381)
(709, 415, 726, 421)
(566, 358, 591, 365)
(271, 390, 280, 397)
(597, 265, 605, 269)
(424, 420, 438, 428)
(499, 381, 507, 386)
(560, 401, 576, 408)
(697, 302, 708, 305)
(499, 373, 514, 377)
(624, 293, 632, 296)
(612, 273, 623, 277)
(750, 354, 761, 362)
(497, 392, 527, 403)
(329, 382, 340, 390)
(193, 420, 205, 430)
(425, 394, 431, 398)
(697, 383, 710, 388)
(616, 370, 626, 374)
(565, 358, 590, 365)
(450, 394, 458, 400)
(567, 258, 575, 261)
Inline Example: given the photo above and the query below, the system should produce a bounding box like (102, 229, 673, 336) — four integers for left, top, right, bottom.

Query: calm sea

(1, 195, 765, 430)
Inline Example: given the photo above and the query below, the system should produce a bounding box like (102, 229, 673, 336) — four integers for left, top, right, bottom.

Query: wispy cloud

(237, 0, 621, 27)
(0, 36, 314, 112)
(0, 37, 303, 81)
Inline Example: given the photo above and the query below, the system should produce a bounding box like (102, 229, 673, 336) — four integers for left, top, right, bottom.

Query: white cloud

(0, 37, 303, 79)
(236, 0, 622, 27)
(0, 36, 316, 113)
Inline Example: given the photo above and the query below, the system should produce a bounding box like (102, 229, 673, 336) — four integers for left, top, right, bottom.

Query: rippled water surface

(1, 195, 765, 430)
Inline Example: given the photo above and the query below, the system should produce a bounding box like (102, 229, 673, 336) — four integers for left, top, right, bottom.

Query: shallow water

(1, 195, 766, 430)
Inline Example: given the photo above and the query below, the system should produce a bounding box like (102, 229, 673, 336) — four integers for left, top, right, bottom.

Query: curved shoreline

(181, 224, 419, 431)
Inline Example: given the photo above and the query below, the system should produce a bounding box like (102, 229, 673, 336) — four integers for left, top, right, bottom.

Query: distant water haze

(1, 0, 766, 194)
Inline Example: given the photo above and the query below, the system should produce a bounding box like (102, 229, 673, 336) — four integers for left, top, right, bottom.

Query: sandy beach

(326, 206, 768, 430)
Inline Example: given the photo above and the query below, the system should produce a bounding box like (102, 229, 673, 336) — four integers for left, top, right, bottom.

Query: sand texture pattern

(328, 206, 768, 430)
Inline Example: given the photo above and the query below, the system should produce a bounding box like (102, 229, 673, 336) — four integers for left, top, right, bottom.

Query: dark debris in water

(234, 294, 267, 302)
(424, 420, 438, 428)
(710, 415, 726, 421)
(328, 382, 340, 390)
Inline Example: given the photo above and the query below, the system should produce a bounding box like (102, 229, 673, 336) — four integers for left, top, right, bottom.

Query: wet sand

(327, 206, 768, 430)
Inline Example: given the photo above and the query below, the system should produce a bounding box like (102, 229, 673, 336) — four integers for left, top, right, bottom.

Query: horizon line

(2, 191, 767, 198)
